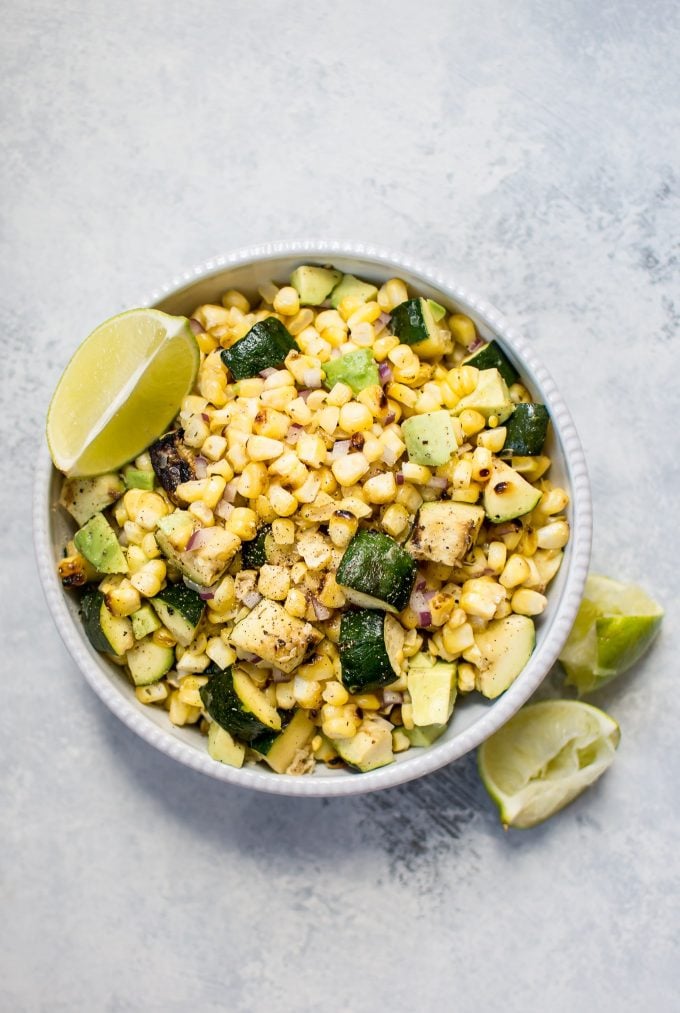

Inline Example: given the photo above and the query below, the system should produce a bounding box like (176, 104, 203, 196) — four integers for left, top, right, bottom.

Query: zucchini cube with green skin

(74, 513, 127, 574)
(240, 524, 271, 569)
(131, 604, 161, 640)
(401, 409, 458, 467)
(329, 273, 378, 309)
(221, 317, 297, 381)
(407, 659, 457, 726)
(390, 297, 439, 346)
(407, 502, 484, 568)
(150, 584, 204, 647)
(251, 709, 316, 774)
(336, 530, 416, 613)
(230, 599, 322, 674)
(290, 265, 342, 305)
(207, 722, 246, 768)
(59, 473, 125, 526)
(500, 403, 550, 457)
(332, 714, 394, 772)
(126, 637, 174, 686)
(454, 368, 514, 423)
(199, 666, 275, 743)
(81, 590, 134, 656)
(462, 340, 519, 387)
(322, 349, 379, 394)
(339, 610, 405, 694)
(475, 615, 535, 699)
(404, 724, 447, 747)
(483, 460, 541, 523)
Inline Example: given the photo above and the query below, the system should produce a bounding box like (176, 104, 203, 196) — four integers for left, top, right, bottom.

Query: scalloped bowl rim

(33, 239, 592, 797)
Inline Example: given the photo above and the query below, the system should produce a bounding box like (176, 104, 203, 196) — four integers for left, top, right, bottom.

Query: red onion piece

(467, 335, 484, 352)
(415, 578, 427, 591)
(189, 318, 205, 335)
(396, 472, 405, 485)
(199, 589, 215, 601)
(186, 528, 212, 551)
(183, 575, 212, 596)
(270, 668, 289, 683)
(242, 590, 263, 609)
(373, 312, 392, 338)
(418, 610, 433, 627)
(285, 424, 303, 445)
(222, 478, 239, 503)
(312, 597, 332, 621)
(259, 367, 277, 379)
(410, 586, 436, 616)
(378, 361, 393, 385)
(299, 389, 313, 402)
(194, 455, 208, 479)
(201, 413, 209, 423)
(215, 498, 235, 520)
(331, 439, 351, 458)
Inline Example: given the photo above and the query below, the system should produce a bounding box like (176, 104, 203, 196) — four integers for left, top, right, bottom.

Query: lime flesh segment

(47, 309, 199, 477)
(559, 574, 663, 695)
(478, 700, 620, 829)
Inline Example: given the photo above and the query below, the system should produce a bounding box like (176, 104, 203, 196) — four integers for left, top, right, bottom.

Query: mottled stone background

(2, 1, 679, 1010)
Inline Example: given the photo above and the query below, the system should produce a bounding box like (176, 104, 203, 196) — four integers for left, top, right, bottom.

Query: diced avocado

(255, 709, 316, 774)
(290, 265, 342, 305)
(404, 724, 447, 747)
(126, 637, 174, 686)
(407, 502, 485, 567)
(336, 530, 416, 613)
(402, 410, 458, 467)
(475, 615, 535, 699)
(232, 668, 281, 731)
(81, 591, 134, 656)
(131, 604, 161, 640)
(207, 722, 246, 768)
(483, 459, 541, 523)
(230, 599, 322, 674)
(407, 660, 457, 726)
(322, 349, 379, 394)
(332, 714, 394, 772)
(330, 273, 378, 309)
(221, 317, 297, 381)
(427, 299, 447, 322)
(60, 474, 125, 527)
(501, 403, 550, 457)
(74, 513, 127, 574)
(463, 340, 519, 387)
(454, 368, 514, 422)
(124, 466, 155, 491)
(150, 584, 204, 647)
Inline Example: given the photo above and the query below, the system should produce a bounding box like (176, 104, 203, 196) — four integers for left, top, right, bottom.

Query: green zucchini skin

(339, 610, 397, 694)
(153, 584, 204, 626)
(250, 710, 294, 756)
(336, 530, 416, 612)
(390, 298, 436, 346)
(464, 340, 519, 387)
(221, 318, 296, 380)
(501, 403, 550, 456)
(200, 666, 272, 743)
(81, 591, 112, 653)
(240, 524, 272, 569)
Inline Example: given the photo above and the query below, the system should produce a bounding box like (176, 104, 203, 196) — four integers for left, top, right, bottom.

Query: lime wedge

(47, 309, 199, 477)
(559, 574, 663, 695)
(478, 700, 620, 829)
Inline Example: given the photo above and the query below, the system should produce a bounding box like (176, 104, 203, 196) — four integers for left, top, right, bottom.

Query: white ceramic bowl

(34, 240, 591, 797)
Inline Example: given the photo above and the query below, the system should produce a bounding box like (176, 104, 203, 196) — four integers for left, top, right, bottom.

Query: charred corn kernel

(429, 592, 456, 626)
(511, 588, 548, 616)
(386, 382, 417, 408)
(178, 675, 209, 708)
(272, 456, 308, 490)
(378, 278, 409, 312)
(205, 637, 235, 670)
(256, 564, 290, 601)
(246, 435, 285, 461)
(188, 501, 214, 526)
(287, 307, 315, 336)
(381, 502, 410, 538)
(536, 520, 570, 549)
(337, 495, 372, 519)
(272, 518, 295, 545)
(326, 382, 353, 407)
(296, 433, 326, 469)
(268, 484, 297, 516)
(135, 682, 169, 705)
(486, 541, 507, 575)
(206, 459, 234, 481)
(237, 462, 268, 498)
(395, 482, 423, 514)
(517, 527, 538, 557)
(352, 693, 381, 711)
(293, 656, 333, 686)
(225, 507, 258, 541)
(322, 681, 349, 706)
(499, 554, 531, 588)
(339, 402, 373, 433)
(448, 314, 476, 346)
(363, 471, 397, 504)
(293, 677, 323, 710)
(459, 409, 486, 436)
(461, 578, 506, 620)
(221, 289, 250, 313)
(260, 386, 297, 410)
(106, 580, 141, 617)
(273, 286, 300, 316)
(126, 545, 148, 574)
(401, 462, 432, 485)
(477, 427, 507, 453)
(327, 510, 358, 548)
(201, 434, 228, 461)
(457, 663, 476, 693)
(331, 452, 370, 487)
(168, 690, 202, 726)
(388, 343, 418, 371)
(442, 620, 475, 655)
(471, 446, 493, 483)
(284, 588, 308, 619)
(400, 701, 414, 730)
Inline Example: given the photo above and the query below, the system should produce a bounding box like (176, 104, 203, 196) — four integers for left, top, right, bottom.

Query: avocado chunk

(207, 722, 246, 768)
(401, 409, 458, 467)
(290, 265, 342, 305)
(454, 367, 514, 422)
(407, 502, 484, 567)
(475, 615, 535, 698)
(407, 654, 457, 726)
(483, 459, 541, 523)
(322, 348, 379, 394)
(332, 714, 394, 772)
(124, 466, 155, 491)
(131, 604, 162, 640)
(74, 513, 127, 574)
(59, 473, 125, 526)
(330, 273, 378, 308)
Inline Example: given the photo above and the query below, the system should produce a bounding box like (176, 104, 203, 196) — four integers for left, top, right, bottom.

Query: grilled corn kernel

(322, 681, 349, 706)
(339, 402, 373, 434)
(284, 588, 308, 618)
(201, 434, 228, 461)
(499, 555, 531, 589)
(206, 636, 235, 670)
(178, 675, 209, 708)
(126, 545, 148, 574)
(274, 681, 296, 709)
(486, 541, 507, 575)
(448, 314, 476, 346)
(225, 507, 258, 541)
(317, 573, 346, 609)
(509, 383, 532, 404)
(237, 462, 268, 499)
(395, 482, 423, 514)
(206, 459, 234, 481)
(363, 471, 397, 504)
(140, 533, 160, 559)
(400, 701, 414, 730)
(287, 308, 315, 335)
(352, 693, 381, 711)
(326, 382, 354, 407)
(135, 683, 169, 705)
(293, 677, 323, 710)
(458, 409, 486, 436)
(265, 483, 295, 516)
(260, 386, 297, 410)
(317, 405, 340, 434)
(328, 510, 358, 548)
(361, 435, 383, 463)
(272, 518, 295, 544)
(212, 574, 236, 609)
(386, 382, 417, 408)
(331, 452, 370, 487)
(273, 286, 300, 316)
(176, 649, 211, 674)
(460, 578, 506, 620)
(471, 446, 493, 482)
(511, 588, 548, 616)
(297, 433, 327, 469)
(401, 462, 432, 486)
(442, 620, 475, 655)
(457, 663, 476, 694)
(381, 502, 410, 538)
(188, 501, 214, 527)
(536, 520, 570, 550)
(246, 435, 285, 462)
(378, 278, 409, 312)
(392, 728, 411, 753)
(477, 427, 507, 453)
(168, 690, 202, 726)
(379, 429, 407, 466)
(257, 564, 290, 601)
(348, 301, 382, 328)
(130, 560, 166, 598)
(222, 289, 250, 314)
(105, 580, 141, 617)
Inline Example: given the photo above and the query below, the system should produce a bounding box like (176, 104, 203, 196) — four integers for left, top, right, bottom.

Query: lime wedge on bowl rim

(46, 309, 199, 477)
(479, 700, 620, 829)
(559, 574, 663, 696)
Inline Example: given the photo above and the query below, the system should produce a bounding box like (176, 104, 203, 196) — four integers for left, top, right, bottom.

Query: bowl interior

(38, 245, 590, 796)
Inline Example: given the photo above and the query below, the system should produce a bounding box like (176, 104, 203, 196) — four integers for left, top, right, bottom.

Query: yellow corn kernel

(178, 675, 209, 708)
(401, 461, 432, 485)
(175, 477, 217, 506)
(509, 383, 532, 404)
(395, 482, 423, 514)
(311, 468, 334, 496)
(268, 450, 308, 486)
(471, 446, 493, 484)
(377, 278, 409, 312)
(188, 501, 215, 527)
(451, 458, 473, 490)
(272, 681, 296, 710)
(359, 435, 381, 463)
(451, 486, 481, 504)
(237, 462, 268, 499)
(140, 533, 160, 559)
(352, 693, 381, 711)
(322, 681, 349, 706)
(315, 574, 344, 610)
(284, 588, 308, 618)
(221, 289, 250, 314)
(292, 473, 320, 505)
(105, 580, 141, 617)
(317, 405, 340, 435)
(126, 545, 148, 575)
(135, 682, 169, 705)
(448, 313, 476, 346)
(457, 663, 476, 694)
(477, 427, 507, 453)
(460, 578, 506, 620)
(349, 322, 375, 347)
(206, 459, 235, 481)
(286, 307, 315, 336)
(326, 510, 357, 548)
(442, 620, 475, 655)
(379, 429, 407, 466)
(372, 334, 400, 361)
(257, 564, 291, 601)
(270, 518, 294, 545)
(363, 471, 397, 505)
(284, 399, 311, 428)
(297, 329, 331, 361)
(539, 487, 570, 517)
(260, 386, 297, 410)
(386, 382, 417, 408)
(429, 592, 456, 627)
(168, 690, 202, 726)
(225, 507, 258, 541)
(459, 409, 486, 436)
(297, 655, 335, 684)
(293, 677, 323, 710)
(205, 636, 235, 670)
(347, 301, 381, 329)
(517, 526, 538, 557)
(381, 502, 410, 539)
(339, 401, 373, 434)
(331, 452, 370, 487)
(486, 541, 507, 575)
(536, 520, 570, 550)
(246, 435, 285, 462)
(326, 382, 354, 407)
(262, 369, 294, 390)
(130, 559, 166, 599)
(201, 434, 228, 461)
(297, 433, 327, 469)
(511, 588, 548, 616)
(499, 554, 531, 589)
(268, 484, 298, 517)
(113, 502, 129, 527)
(273, 286, 300, 316)
(400, 701, 414, 731)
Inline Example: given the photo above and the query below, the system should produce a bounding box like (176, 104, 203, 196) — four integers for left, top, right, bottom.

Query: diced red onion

(410, 586, 435, 616)
(467, 335, 484, 352)
(373, 312, 391, 338)
(186, 528, 213, 551)
(242, 590, 263, 609)
(395, 472, 405, 486)
(238, 651, 261, 663)
(378, 361, 393, 385)
(259, 367, 277, 379)
(189, 318, 205, 335)
(201, 413, 209, 423)
(426, 476, 447, 491)
(183, 575, 211, 595)
(299, 389, 313, 402)
(215, 498, 235, 520)
(418, 610, 433, 627)
(302, 368, 322, 389)
(383, 689, 402, 706)
(312, 597, 332, 621)
(415, 578, 427, 591)
(493, 520, 521, 535)
(222, 478, 239, 503)
(194, 455, 208, 479)
(385, 411, 396, 424)
(331, 439, 351, 458)
(285, 423, 303, 445)
(199, 589, 215, 601)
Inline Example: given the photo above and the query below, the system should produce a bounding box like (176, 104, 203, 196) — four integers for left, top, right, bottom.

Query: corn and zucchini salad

(57, 265, 570, 775)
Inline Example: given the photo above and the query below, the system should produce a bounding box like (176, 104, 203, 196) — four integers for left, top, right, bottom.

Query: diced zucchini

(322, 349, 379, 394)
(483, 460, 541, 523)
(290, 265, 342, 305)
(463, 340, 519, 387)
(401, 410, 458, 467)
(221, 317, 297, 380)
(150, 584, 204, 647)
(427, 299, 447, 322)
(131, 604, 161, 640)
(232, 668, 281, 731)
(475, 615, 535, 698)
(74, 513, 127, 574)
(81, 590, 134, 656)
(390, 297, 439, 346)
(230, 599, 321, 674)
(240, 524, 271, 569)
(59, 473, 125, 526)
(407, 660, 457, 726)
(124, 466, 155, 490)
(404, 724, 447, 747)
(252, 709, 316, 774)
(207, 722, 246, 768)
(330, 273, 378, 309)
(407, 502, 485, 567)
(332, 714, 394, 772)
(336, 530, 416, 613)
(454, 368, 514, 422)
(126, 637, 174, 686)
(339, 610, 404, 694)
(199, 665, 273, 742)
(501, 403, 550, 457)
